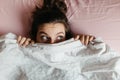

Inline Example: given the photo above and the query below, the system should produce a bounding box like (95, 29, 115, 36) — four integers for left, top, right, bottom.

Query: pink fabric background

(0, 0, 119, 52)
(0, 0, 43, 36)
(66, 0, 120, 52)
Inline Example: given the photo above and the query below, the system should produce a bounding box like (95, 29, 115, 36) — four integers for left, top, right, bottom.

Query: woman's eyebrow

(39, 31, 48, 35)
(56, 32, 65, 35)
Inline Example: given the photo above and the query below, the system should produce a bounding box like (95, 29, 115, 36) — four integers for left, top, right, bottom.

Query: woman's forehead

(38, 23, 65, 31)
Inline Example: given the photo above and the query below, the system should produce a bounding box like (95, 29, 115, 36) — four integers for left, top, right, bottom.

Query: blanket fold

(0, 33, 119, 80)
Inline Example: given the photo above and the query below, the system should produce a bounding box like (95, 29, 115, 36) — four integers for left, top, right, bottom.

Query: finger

(79, 34, 84, 44)
(74, 35, 80, 41)
(19, 37, 27, 45)
(89, 36, 95, 42)
(26, 38, 31, 42)
(23, 40, 31, 47)
(85, 35, 89, 45)
(23, 38, 32, 46)
(31, 40, 35, 45)
(17, 36, 22, 43)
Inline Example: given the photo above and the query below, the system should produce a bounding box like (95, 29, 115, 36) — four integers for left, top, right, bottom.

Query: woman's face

(36, 23, 66, 44)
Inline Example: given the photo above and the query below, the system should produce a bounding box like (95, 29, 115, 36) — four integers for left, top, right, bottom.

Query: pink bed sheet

(66, 0, 120, 52)
(0, 0, 119, 52)
(0, 0, 43, 36)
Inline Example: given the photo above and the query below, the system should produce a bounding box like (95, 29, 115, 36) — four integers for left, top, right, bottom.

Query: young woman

(17, 0, 95, 46)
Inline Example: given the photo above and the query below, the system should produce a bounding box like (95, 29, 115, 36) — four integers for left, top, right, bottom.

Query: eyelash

(40, 35, 65, 43)
(57, 36, 64, 40)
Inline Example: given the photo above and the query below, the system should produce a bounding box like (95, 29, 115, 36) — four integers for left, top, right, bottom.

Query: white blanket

(0, 33, 120, 80)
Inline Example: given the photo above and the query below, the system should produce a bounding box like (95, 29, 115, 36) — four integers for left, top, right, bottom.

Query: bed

(0, 0, 119, 52)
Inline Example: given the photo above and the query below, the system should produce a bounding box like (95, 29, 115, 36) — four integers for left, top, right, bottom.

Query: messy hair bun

(30, 0, 73, 41)
(42, 0, 67, 13)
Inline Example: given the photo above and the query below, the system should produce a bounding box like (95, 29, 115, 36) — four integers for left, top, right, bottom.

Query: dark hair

(30, 0, 73, 41)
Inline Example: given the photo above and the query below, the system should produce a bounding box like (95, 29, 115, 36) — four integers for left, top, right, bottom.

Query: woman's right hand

(17, 36, 35, 46)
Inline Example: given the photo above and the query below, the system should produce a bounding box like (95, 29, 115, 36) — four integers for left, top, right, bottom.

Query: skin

(36, 23, 66, 43)
(17, 23, 95, 46)
(74, 34, 94, 45)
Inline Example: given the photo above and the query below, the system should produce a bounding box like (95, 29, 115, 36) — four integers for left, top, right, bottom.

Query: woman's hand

(74, 34, 95, 46)
(17, 36, 35, 46)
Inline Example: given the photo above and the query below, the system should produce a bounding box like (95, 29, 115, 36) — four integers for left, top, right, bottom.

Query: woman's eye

(40, 36, 49, 41)
(56, 36, 65, 41)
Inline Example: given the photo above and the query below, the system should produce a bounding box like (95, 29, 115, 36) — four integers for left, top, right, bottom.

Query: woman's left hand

(74, 34, 95, 46)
